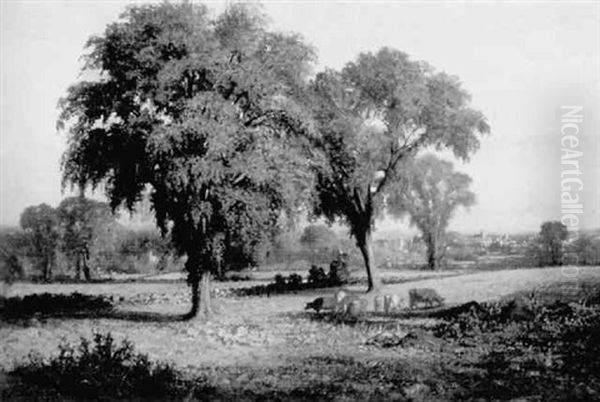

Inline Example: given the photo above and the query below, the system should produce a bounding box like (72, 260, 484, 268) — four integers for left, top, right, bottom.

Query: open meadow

(2, 266, 600, 400)
(2, 1, 598, 400)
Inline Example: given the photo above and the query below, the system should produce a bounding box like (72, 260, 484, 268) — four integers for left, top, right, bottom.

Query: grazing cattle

(374, 295, 385, 312)
(336, 292, 363, 314)
(409, 288, 444, 309)
(347, 298, 368, 316)
(306, 290, 369, 315)
(305, 296, 336, 313)
(384, 294, 400, 314)
(335, 289, 348, 303)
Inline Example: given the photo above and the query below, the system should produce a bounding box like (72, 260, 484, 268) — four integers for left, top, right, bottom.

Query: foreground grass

(2, 267, 600, 400)
(2, 332, 455, 401)
(5, 298, 600, 401)
(3, 332, 193, 400)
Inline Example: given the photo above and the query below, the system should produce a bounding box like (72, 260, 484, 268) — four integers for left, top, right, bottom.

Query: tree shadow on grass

(98, 308, 191, 322)
(1, 292, 195, 324)
(1, 308, 192, 325)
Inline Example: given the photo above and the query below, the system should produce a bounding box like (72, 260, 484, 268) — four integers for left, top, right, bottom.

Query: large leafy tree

(57, 196, 115, 281)
(19, 204, 60, 281)
(387, 154, 475, 270)
(310, 48, 489, 290)
(538, 221, 568, 266)
(58, 3, 316, 317)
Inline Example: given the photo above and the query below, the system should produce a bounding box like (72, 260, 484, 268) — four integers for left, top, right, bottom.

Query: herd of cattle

(305, 288, 445, 316)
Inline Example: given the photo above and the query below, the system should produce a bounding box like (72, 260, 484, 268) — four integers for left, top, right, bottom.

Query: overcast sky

(1, 0, 599, 234)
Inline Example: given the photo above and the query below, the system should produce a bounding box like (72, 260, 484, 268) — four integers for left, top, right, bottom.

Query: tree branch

(373, 126, 428, 196)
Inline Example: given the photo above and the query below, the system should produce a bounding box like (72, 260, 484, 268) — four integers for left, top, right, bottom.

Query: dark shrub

(287, 273, 303, 290)
(6, 332, 193, 400)
(328, 257, 350, 285)
(435, 292, 600, 401)
(308, 265, 327, 286)
(273, 274, 286, 292)
(0, 292, 113, 319)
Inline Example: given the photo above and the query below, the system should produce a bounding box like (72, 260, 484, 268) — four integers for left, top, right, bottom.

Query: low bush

(0, 292, 113, 319)
(5, 332, 194, 400)
(434, 291, 600, 400)
(460, 305, 600, 400)
(308, 265, 328, 286)
(233, 265, 343, 297)
(286, 273, 303, 289)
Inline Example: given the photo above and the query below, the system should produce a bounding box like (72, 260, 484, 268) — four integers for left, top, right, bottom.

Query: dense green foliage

(5, 199, 187, 281)
(231, 263, 345, 297)
(19, 204, 60, 281)
(533, 221, 569, 266)
(0, 228, 27, 288)
(388, 154, 475, 270)
(58, 2, 317, 316)
(57, 197, 115, 280)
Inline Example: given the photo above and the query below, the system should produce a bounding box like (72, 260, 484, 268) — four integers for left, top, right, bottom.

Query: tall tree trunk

(75, 253, 81, 280)
(47, 259, 53, 281)
(43, 252, 53, 282)
(42, 256, 49, 282)
(81, 249, 91, 281)
(553, 243, 563, 266)
(189, 274, 200, 318)
(185, 253, 212, 319)
(425, 233, 438, 270)
(82, 261, 91, 281)
(200, 271, 211, 316)
(357, 229, 381, 292)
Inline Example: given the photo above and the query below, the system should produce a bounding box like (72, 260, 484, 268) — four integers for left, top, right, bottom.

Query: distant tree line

(530, 221, 600, 267)
(0, 202, 351, 284)
(0, 197, 181, 283)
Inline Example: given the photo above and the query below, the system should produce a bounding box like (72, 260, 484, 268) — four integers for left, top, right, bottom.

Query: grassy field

(1, 266, 599, 400)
